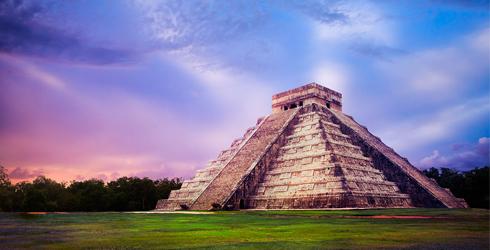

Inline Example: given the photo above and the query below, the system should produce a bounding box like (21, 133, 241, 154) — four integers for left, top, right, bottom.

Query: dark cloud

(0, 0, 138, 64)
(279, 0, 348, 24)
(420, 137, 490, 170)
(349, 42, 407, 61)
(8, 167, 44, 179)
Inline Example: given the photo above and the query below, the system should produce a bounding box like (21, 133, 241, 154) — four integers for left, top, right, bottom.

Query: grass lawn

(0, 208, 488, 249)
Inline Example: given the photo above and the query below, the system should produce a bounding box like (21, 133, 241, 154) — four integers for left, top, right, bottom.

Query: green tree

(155, 178, 182, 200)
(424, 166, 489, 208)
(68, 179, 109, 211)
(107, 177, 159, 211)
(0, 166, 15, 211)
(14, 176, 66, 212)
(463, 167, 489, 208)
(423, 167, 440, 181)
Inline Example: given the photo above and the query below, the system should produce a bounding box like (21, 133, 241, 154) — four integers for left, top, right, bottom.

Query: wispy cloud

(311, 1, 395, 45)
(135, 0, 270, 50)
(379, 28, 489, 98)
(379, 97, 490, 152)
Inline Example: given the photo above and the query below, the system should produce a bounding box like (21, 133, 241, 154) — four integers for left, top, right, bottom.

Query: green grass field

(0, 209, 488, 249)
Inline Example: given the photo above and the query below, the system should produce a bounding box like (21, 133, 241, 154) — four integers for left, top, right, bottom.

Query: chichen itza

(156, 83, 467, 210)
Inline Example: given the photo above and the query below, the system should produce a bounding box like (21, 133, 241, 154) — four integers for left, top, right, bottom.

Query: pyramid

(156, 83, 467, 210)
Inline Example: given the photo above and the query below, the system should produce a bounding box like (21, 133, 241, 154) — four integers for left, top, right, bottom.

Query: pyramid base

(247, 193, 413, 209)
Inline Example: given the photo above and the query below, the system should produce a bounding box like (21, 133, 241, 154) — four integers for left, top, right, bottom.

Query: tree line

(0, 166, 488, 212)
(0, 166, 182, 212)
(422, 166, 488, 208)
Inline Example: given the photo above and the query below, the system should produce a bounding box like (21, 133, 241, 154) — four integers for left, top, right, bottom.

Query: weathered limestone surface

(155, 83, 467, 210)
(326, 108, 468, 208)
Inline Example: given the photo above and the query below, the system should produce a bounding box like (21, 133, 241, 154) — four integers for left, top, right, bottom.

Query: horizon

(1, 0, 489, 184)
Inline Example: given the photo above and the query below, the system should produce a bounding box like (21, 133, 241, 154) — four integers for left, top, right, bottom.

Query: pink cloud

(8, 167, 44, 180)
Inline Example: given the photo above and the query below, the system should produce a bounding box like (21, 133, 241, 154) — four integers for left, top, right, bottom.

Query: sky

(0, 0, 489, 183)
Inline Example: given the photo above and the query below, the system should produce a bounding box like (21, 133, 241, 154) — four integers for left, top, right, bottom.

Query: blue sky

(0, 0, 488, 182)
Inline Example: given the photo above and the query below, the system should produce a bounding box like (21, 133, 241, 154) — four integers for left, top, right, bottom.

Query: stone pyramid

(156, 83, 467, 210)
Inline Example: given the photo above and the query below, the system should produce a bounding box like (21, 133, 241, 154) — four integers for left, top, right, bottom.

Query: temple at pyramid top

(272, 83, 342, 113)
(156, 82, 467, 211)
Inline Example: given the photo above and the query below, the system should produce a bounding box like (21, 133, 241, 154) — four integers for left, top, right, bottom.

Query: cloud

(1, 53, 66, 90)
(0, 0, 139, 64)
(378, 28, 489, 98)
(349, 42, 406, 61)
(311, 1, 395, 45)
(8, 167, 44, 180)
(135, 0, 269, 50)
(132, 162, 198, 180)
(310, 61, 350, 94)
(364, 27, 489, 155)
(277, 0, 348, 24)
(379, 97, 490, 151)
(419, 137, 490, 169)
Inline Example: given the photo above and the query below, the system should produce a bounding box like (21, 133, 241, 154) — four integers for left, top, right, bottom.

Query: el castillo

(156, 83, 468, 211)
(1, 1, 489, 248)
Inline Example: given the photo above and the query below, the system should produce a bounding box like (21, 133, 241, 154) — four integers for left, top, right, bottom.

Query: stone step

(275, 150, 330, 162)
(332, 151, 372, 161)
(258, 176, 398, 188)
(286, 131, 323, 140)
(281, 140, 326, 150)
(327, 139, 361, 149)
(320, 120, 341, 128)
(324, 130, 350, 138)
(336, 164, 383, 174)
(249, 191, 411, 200)
(265, 162, 334, 175)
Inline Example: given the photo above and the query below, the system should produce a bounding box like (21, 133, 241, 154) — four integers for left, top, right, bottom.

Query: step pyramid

(156, 83, 467, 210)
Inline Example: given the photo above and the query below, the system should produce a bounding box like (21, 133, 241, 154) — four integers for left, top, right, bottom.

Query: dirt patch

(344, 215, 438, 219)
(26, 212, 48, 215)
(129, 211, 216, 215)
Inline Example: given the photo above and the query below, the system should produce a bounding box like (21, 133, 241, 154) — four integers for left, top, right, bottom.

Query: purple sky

(0, 0, 489, 183)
